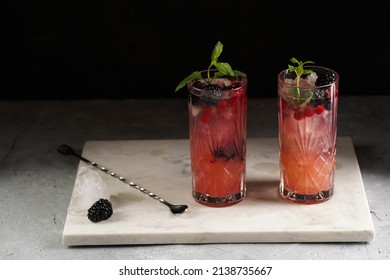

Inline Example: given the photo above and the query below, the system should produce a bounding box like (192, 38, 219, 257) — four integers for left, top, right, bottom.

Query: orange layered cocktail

(278, 59, 339, 204)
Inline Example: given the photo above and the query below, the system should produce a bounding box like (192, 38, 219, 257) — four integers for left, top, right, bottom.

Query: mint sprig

(175, 41, 246, 92)
(287, 58, 315, 106)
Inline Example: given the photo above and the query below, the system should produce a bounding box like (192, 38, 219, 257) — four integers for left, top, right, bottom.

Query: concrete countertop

(0, 96, 389, 260)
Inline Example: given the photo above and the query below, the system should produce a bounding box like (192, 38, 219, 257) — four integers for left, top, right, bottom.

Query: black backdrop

(8, 0, 390, 100)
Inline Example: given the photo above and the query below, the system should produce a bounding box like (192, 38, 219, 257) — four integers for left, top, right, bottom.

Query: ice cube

(191, 104, 202, 117)
(284, 78, 296, 85)
(68, 166, 111, 215)
(302, 72, 318, 87)
(213, 77, 232, 88)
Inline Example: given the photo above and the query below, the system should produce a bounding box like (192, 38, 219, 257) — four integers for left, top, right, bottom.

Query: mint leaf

(288, 88, 314, 106)
(288, 58, 314, 80)
(175, 71, 201, 92)
(211, 41, 223, 64)
(175, 41, 246, 92)
(215, 62, 234, 76)
(286, 58, 315, 105)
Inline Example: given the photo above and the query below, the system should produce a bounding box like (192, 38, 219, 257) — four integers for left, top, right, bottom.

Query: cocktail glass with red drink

(175, 41, 248, 207)
(188, 71, 247, 207)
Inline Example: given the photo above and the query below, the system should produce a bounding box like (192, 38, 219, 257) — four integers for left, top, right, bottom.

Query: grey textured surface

(0, 96, 389, 260)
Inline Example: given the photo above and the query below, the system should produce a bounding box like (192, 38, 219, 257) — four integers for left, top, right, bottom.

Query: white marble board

(62, 137, 375, 246)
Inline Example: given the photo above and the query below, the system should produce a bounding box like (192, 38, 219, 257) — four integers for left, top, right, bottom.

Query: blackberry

(193, 80, 206, 90)
(309, 88, 331, 110)
(315, 70, 336, 87)
(191, 82, 223, 106)
(213, 145, 239, 161)
(204, 92, 223, 104)
(204, 84, 222, 91)
(314, 88, 327, 98)
(201, 84, 222, 106)
(87, 198, 113, 223)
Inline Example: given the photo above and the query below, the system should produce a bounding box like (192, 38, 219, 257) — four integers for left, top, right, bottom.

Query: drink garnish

(175, 41, 246, 92)
(287, 57, 315, 106)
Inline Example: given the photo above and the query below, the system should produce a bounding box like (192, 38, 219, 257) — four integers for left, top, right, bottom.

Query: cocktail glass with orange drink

(278, 58, 339, 204)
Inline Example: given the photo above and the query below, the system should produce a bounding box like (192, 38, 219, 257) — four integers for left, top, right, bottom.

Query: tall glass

(278, 66, 339, 204)
(188, 70, 248, 207)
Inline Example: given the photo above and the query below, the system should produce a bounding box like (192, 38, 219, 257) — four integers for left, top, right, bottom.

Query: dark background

(7, 0, 390, 100)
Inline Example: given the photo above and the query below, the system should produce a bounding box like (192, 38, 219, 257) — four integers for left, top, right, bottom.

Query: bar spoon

(57, 144, 188, 215)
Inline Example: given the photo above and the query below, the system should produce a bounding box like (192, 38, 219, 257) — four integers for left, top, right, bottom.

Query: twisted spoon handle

(57, 144, 188, 214)
(74, 153, 171, 206)
(89, 160, 167, 205)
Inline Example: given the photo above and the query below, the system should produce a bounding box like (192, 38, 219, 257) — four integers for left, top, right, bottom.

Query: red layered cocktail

(188, 73, 247, 206)
(175, 41, 248, 207)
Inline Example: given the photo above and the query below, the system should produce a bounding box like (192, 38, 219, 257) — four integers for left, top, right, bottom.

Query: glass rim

(278, 65, 339, 89)
(188, 69, 248, 93)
